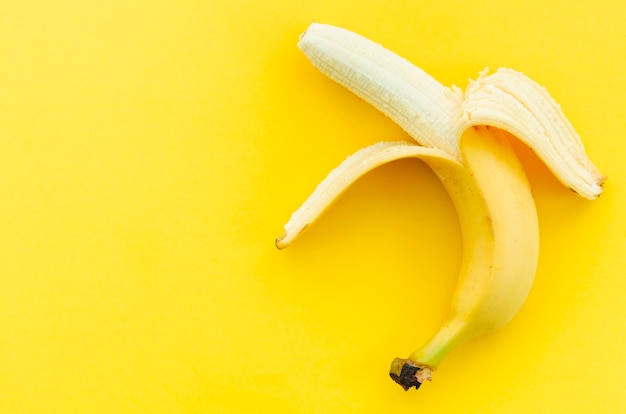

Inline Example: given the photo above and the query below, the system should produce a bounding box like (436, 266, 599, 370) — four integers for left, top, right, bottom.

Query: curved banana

(391, 126, 539, 389)
(276, 23, 605, 391)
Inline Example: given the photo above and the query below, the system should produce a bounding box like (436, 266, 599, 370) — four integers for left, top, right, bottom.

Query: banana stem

(408, 317, 469, 367)
(390, 317, 469, 390)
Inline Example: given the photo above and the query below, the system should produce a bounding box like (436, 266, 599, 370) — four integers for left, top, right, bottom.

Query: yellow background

(0, 0, 624, 412)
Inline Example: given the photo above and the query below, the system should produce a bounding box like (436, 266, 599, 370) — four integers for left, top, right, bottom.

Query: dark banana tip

(389, 358, 423, 391)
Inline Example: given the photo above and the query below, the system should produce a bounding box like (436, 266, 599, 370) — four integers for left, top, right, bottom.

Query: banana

(276, 23, 605, 391)
(391, 126, 539, 390)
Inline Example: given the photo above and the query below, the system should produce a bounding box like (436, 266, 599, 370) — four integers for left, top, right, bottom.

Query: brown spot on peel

(275, 232, 288, 250)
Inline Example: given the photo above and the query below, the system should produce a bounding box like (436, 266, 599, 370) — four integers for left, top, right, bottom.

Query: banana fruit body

(277, 23, 605, 390)
(394, 126, 540, 389)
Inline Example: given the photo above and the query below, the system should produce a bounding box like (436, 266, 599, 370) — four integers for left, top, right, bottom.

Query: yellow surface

(0, 1, 624, 412)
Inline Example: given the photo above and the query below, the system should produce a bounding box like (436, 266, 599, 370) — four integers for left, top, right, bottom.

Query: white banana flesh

(277, 23, 605, 391)
(297, 23, 464, 158)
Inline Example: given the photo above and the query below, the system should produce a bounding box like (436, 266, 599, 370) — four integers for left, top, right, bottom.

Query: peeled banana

(276, 23, 605, 391)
